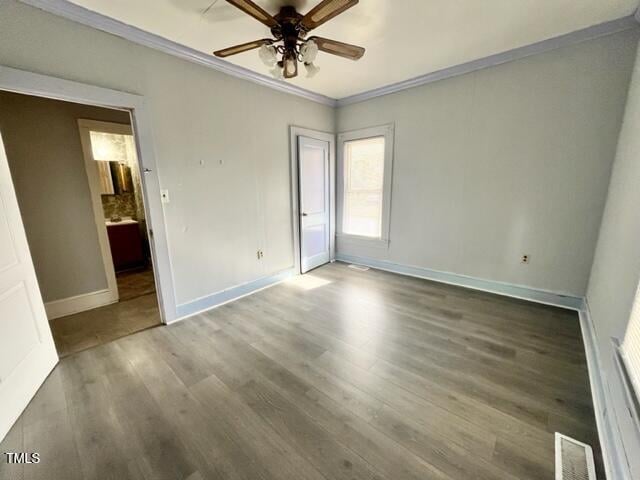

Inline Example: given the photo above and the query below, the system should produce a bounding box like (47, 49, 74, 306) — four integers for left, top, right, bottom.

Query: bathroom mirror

(97, 161, 133, 195)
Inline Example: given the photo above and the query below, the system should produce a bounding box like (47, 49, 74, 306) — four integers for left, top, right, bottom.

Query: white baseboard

(579, 303, 632, 480)
(336, 253, 583, 310)
(172, 268, 295, 323)
(45, 289, 117, 320)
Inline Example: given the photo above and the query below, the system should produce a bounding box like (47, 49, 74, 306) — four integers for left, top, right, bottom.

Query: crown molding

(18, 0, 337, 107)
(337, 15, 639, 107)
(17, 0, 638, 109)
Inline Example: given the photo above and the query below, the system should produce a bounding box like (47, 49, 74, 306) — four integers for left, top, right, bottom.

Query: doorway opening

(78, 119, 157, 303)
(0, 91, 161, 357)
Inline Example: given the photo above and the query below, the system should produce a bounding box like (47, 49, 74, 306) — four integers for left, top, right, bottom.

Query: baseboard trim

(335, 253, 583, 310)
(579, 303, 632, 480)
(172, 268, 295, 323)
(45, 288, 117, 320)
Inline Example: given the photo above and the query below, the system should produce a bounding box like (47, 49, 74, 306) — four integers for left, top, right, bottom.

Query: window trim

(337, 124, 394, 247)
(620, 278, 640, 404)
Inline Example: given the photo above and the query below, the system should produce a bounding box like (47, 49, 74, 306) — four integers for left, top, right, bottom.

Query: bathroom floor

(117, 266, 156, 301)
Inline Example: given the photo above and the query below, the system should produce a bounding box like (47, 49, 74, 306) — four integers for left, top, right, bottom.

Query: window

(343, 137, 385, 237)
(621, 280, 640, 398)
(338, 125, 394, 245)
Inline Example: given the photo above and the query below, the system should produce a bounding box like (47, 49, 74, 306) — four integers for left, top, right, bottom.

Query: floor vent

(555, 433, 596, 480)
(348, 264, 370, 272)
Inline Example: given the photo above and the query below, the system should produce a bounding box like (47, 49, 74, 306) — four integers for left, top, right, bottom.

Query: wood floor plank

(251, 336, 504, 477)
(237, 377, 386, 480)
(2, 262, 602, 479)
(22, 407, 83, 480)
(0, 417, 24, 480)
(239, 344, 454, 480)
(316, 348, 556, 463)
(251, 333, 497, 460)
(190, 374, 330, 480)
(57, 351, 147, 480)
(116, 333, 274, 480)
(90, 343, 199, 480)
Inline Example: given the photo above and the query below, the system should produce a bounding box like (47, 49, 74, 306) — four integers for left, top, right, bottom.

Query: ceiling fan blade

(300, 0, 358, 30)
(308, 36, 365, 60)
(214, 39, 272, 57)
(225, 0, 278, 28)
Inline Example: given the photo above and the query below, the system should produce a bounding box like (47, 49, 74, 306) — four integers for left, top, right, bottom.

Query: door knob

(301, 212, 308, 216)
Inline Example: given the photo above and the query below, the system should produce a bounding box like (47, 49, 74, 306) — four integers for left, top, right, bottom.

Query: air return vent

(348, 264, 370, 272)
(555, 433, 596, 480)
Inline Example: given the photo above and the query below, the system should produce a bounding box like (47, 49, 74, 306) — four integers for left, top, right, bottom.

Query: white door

(0, 132, 58, 441)
(298, 136, 331, 273)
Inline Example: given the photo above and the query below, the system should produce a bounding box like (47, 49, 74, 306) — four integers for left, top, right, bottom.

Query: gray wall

(586, 40, 640, 478)
(0, 0, 335, 308)
(0, 91, 130, 302)
(337, 30, 638, 297)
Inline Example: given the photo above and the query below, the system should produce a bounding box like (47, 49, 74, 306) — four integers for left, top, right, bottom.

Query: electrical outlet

(521, 254, 530, 264)
(257, 250, 264, 260)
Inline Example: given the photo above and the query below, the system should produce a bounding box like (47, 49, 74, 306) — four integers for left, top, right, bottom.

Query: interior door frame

(77, 119, 134, 308)
(0, 65, 177, 323)
(289, 126, 336, 275)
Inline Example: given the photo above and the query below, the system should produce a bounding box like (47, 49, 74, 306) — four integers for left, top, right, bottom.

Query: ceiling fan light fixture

(270, 63, 284, 80)
(258, 44, 278, 67)
(300, 40, 319, 64)
(283, 53, 298, 78)
(304, 62, 320, 78)
(215, 0, 366, 81)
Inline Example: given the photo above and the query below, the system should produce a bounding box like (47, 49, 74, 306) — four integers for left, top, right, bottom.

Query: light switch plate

(161, 189, 170, 204)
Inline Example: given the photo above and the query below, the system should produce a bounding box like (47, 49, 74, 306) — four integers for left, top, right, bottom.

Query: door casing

(77, 119, 133, 309)
(0, 65, 177, 324)
(289, 126, 336, 274)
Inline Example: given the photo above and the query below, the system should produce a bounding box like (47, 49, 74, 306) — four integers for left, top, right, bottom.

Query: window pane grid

(342, 136, 385, 238)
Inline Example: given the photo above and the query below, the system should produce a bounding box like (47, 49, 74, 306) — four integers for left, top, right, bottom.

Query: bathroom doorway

(78, 119, 156, 304)
(0, 91, 161, 357)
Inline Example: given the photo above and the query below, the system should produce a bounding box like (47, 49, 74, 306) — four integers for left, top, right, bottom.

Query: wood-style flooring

(1, 262, 602, 479)
(50, 291, 160, 357)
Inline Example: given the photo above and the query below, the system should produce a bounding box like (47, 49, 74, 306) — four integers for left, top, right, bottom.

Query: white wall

(337, 30, 638, 297)
(0, 2, 636, 310)
(586, 39, 640, 479)
(0, 91, 131, 302)
(0, 0, 334, 313)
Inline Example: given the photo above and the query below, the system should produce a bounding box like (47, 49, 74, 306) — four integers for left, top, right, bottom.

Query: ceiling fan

(213, 0, 365, 80)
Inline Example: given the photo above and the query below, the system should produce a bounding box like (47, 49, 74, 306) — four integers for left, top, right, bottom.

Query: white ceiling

(68, 0, 637, 99)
